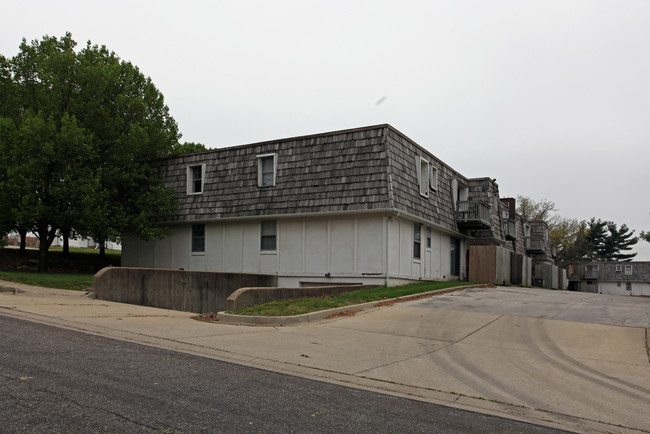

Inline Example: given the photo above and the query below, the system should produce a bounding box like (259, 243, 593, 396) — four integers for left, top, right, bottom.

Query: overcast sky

(3, 0, 649, 259)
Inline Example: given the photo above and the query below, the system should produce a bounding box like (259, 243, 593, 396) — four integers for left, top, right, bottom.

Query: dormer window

(257, 153, 277, 187)
(187, 164, 205, 195)
(416, 156, 430, 198)
(430, 166, 439, 191)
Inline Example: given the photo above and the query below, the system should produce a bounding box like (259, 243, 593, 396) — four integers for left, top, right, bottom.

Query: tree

(641, 231, 650, 242)
(516, 195, 557, 223)
(0, 33, 179, 270)
(515, 196, 640, 265)
(549, 217, 589, 267)
(72, 39, 179, 258)
(171, 141, 208, 156)
(601, 223, 638, 261)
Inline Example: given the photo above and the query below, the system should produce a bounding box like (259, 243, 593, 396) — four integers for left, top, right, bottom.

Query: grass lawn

(0, 271, 94, 291)
(228, 281, 475, 316)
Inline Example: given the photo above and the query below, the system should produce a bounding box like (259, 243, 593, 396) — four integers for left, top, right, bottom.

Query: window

(187, 165, 204, 195)
(191, 224, 205, 253)
(624, 265, 633, 275)
(426, 227, 431, 248)
(257, 153, 277, 187)
(415, 156, 429, 197)
(451, 178, 458, 210)
(430, 166, 439, 191)
(413, 224, 422, 259)
(261, 221, 277, 251)
(616, 264, 622, 273)
(626, 282, 632, 291)
(450, 237, 461, 276)
(617, 281, 621, 287)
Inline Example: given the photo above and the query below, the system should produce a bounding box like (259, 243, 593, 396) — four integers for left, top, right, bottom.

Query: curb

(216, 284, 492, 326)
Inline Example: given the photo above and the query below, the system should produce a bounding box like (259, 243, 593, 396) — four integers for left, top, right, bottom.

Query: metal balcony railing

(457, 201, 491, 228)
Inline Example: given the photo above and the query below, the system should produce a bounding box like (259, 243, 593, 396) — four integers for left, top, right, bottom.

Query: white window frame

(257, 153, 277, 187)
(187, 164, 205, 195)
(415, 156, 429, 198)
(624, 265, 633, 275)
(615, 264, 622, 272)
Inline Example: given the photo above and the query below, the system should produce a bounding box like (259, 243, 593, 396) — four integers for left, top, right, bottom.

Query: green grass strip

(228, 281, 475, 316)
(0, 271, 94, 291)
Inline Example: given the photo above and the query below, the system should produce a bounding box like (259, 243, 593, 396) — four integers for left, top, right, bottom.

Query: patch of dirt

(325, 310, 359, 319)
(193, 312, 219, 322)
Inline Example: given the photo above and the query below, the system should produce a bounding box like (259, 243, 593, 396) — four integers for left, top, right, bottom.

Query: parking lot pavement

(403, 285, 650, 328)
(1, 283, 649, 433)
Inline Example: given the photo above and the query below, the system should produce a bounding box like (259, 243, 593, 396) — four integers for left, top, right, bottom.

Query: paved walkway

(1, 283, 649, 433)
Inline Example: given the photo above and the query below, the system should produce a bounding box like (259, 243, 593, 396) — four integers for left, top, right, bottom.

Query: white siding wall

(122, 214, 461, 285)
(599, 282, 650, 296)
(384, 217, 454, 281)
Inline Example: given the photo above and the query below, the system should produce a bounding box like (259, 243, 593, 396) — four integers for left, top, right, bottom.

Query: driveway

(405, 285, 650, 327)
(1, 284, 649, 433)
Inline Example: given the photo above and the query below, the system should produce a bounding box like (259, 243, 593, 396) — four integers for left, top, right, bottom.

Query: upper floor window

(430, 166, 439, 191)
(261, 220, 277, 251)
(257, 153, 277, 187)
(191, 224, 205, 253)
(624, 265, 633, 275)
(415, 156, 429, 198)
(616, 264, 622, 272)
(187, 164, 205, 195)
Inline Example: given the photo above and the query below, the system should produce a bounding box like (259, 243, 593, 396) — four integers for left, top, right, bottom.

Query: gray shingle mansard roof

(156, 124, 467, 233)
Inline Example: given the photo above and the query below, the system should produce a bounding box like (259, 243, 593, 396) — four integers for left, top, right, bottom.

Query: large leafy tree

(0, 33, 179, 270)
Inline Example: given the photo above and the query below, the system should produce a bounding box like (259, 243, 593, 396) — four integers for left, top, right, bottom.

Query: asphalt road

(0, 315, 567, 434)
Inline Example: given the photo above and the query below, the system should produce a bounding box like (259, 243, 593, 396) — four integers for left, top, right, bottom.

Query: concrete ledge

(226, 284, 377, 311)
(217, 285, 488, 326)
(94, 267, 277, 313)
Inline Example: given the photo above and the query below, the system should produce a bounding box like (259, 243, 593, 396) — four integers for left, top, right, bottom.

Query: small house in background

(567, 262, 650, 296)
(122, 124, 566, 288)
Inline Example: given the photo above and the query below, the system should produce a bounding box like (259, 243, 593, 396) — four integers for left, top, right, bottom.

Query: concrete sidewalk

(1, 282, 649, 433)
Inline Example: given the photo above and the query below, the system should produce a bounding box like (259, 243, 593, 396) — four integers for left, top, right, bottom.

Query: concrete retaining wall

(94, 267, 278, 313)
(227, 284, 377, 311)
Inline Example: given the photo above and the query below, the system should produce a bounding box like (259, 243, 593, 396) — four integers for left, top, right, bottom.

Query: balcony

(584, 266, 599, 279)
(457, 201, 491, 228)
(525, 237, 545, 253)
(504, 220, 517, 239)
